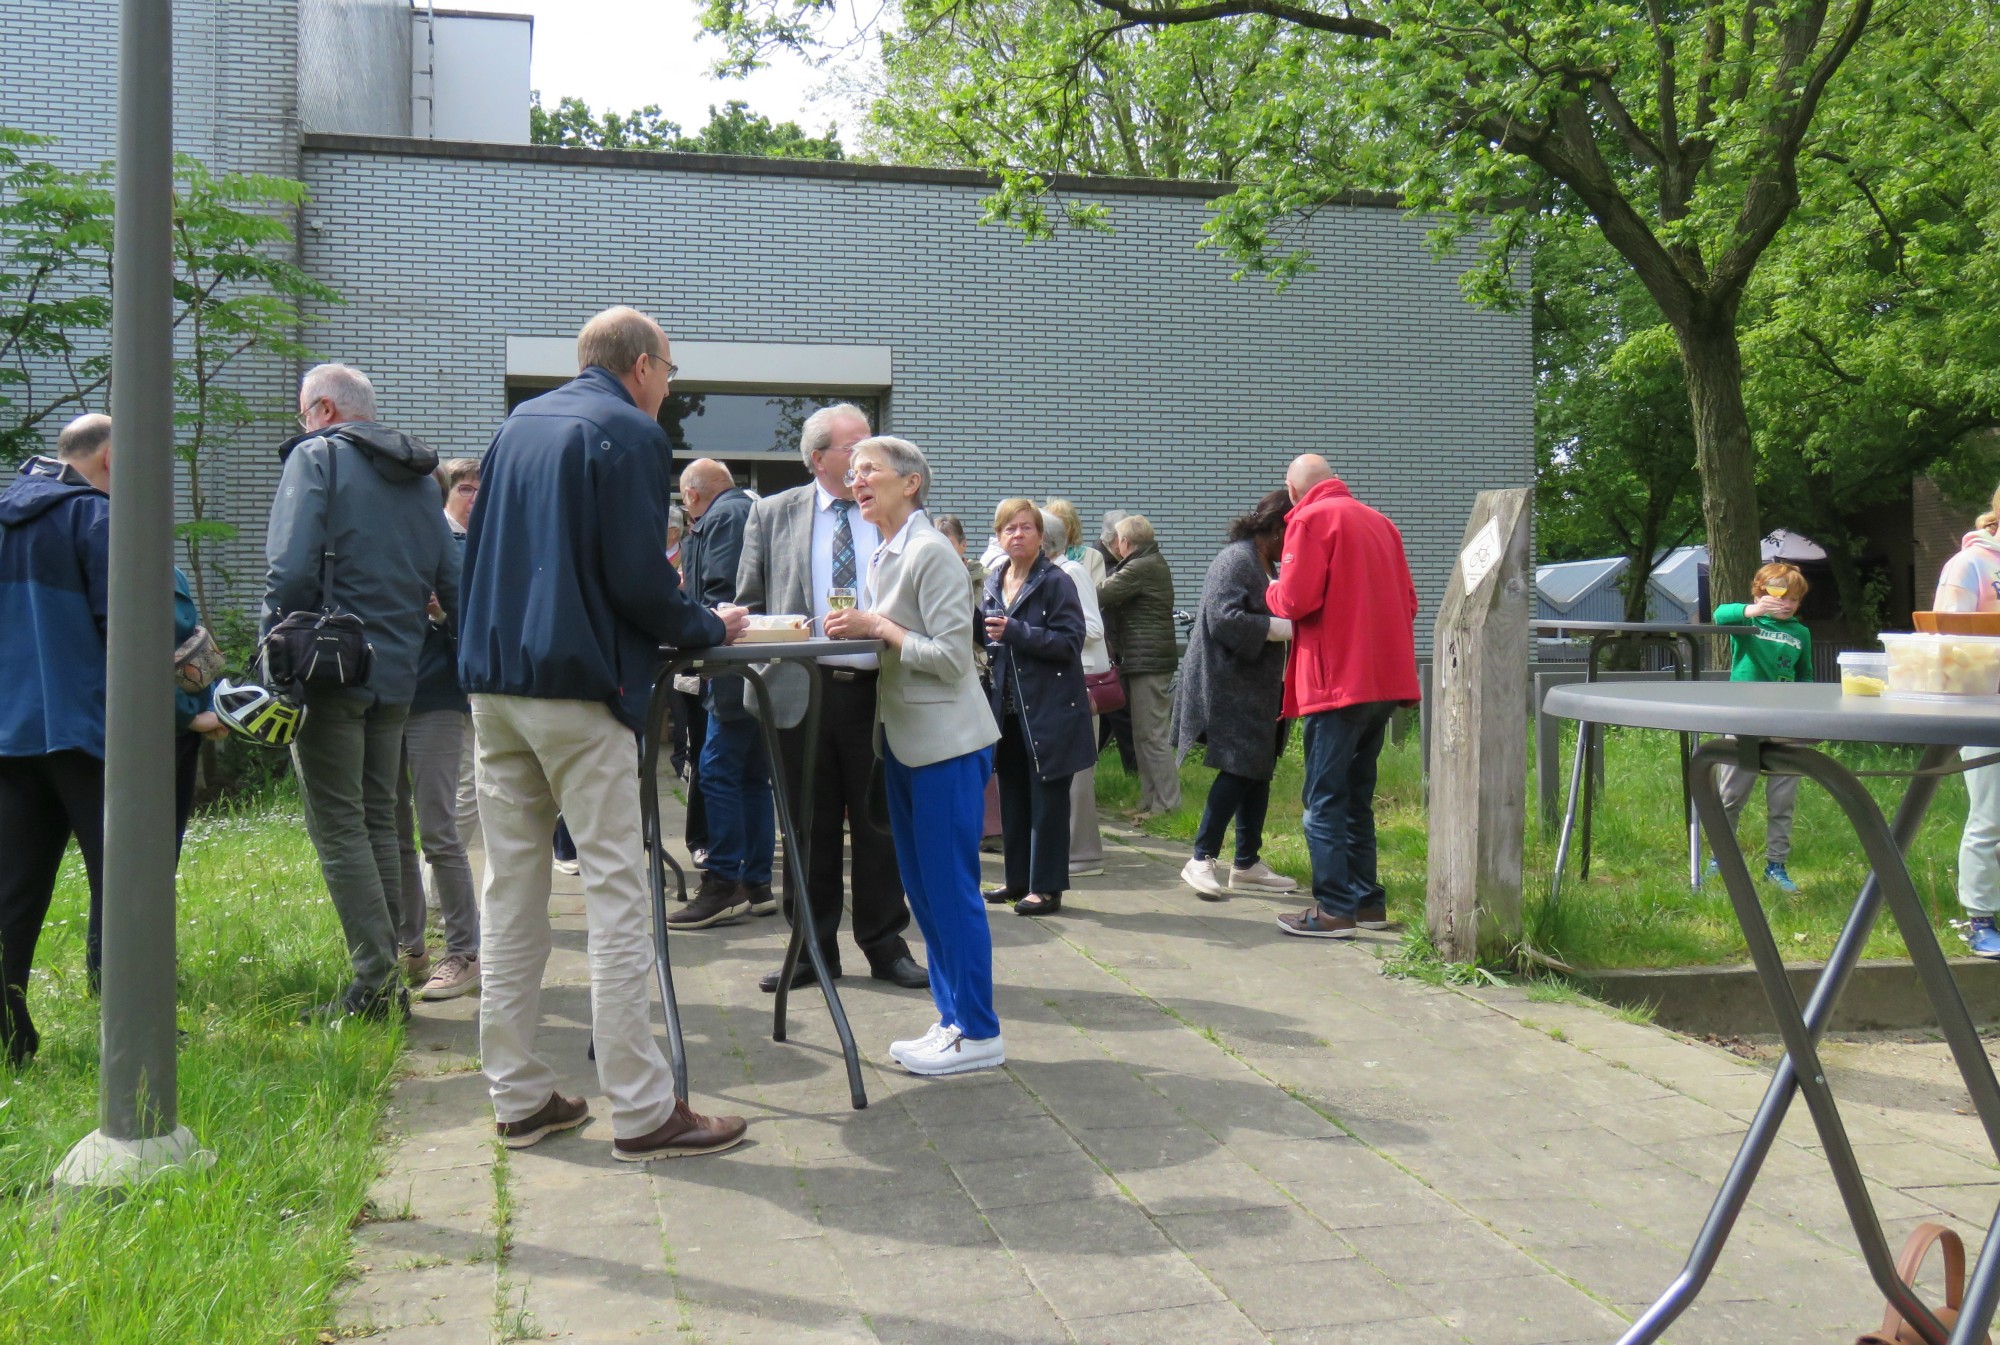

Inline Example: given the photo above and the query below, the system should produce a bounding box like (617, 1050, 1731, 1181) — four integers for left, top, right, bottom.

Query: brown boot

(664, 872, 750, 929)
(612, 1098, 748, 1161)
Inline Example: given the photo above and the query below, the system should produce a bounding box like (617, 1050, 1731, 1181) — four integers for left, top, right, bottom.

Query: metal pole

(56, 0, 208, 1187)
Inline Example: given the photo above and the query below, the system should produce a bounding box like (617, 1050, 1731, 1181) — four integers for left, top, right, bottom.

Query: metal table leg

(639, 662, 693, 1102)
(742, 664, 868, 1110)
(1619, 740, 1977, 1345)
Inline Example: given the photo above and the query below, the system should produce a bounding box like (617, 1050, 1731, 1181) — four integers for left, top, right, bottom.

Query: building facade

(5, 1, 1531, 645)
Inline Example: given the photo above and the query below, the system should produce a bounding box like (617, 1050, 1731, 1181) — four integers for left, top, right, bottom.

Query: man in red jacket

(1265, 455, 1421, 939)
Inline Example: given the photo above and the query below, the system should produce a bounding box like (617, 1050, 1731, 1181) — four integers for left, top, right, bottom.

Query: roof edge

(299, 133, 1407, 208)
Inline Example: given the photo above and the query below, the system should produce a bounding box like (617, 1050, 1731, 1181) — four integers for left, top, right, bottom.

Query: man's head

(1113, 514, 1155, 559)
(798, 403, 872, 499)
(1285, 454, 1334, 503)
(678, 458, 735, 521)
(577, 306, 674, 417)
(298, 363, 377, 434)
(56, 413, 112, 493)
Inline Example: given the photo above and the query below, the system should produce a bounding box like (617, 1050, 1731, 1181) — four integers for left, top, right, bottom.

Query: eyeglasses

(648, 353, 679, 380)
(843, 463, 895, 487)
(295, 397, 329, 430)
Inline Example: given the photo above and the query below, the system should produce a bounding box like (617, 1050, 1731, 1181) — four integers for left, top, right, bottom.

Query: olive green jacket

(1096, 542, 1178, 675)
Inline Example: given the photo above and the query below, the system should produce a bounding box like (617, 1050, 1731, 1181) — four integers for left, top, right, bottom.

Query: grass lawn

(0, 788, 402, 1345)
(1099, 721, 1973, 971)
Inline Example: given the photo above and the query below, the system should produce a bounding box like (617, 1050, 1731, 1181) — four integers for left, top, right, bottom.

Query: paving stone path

(339, 816, 2000, 1343)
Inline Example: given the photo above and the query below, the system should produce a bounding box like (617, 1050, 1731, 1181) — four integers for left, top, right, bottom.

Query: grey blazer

(733, 483, 816, 618)
(870, 512, 1000, 769)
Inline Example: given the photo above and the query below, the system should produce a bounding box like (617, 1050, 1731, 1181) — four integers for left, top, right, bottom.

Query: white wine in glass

(827, 586, 857, 613)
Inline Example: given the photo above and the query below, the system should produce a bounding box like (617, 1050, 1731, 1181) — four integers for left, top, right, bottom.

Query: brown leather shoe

(1276, 908, 1357, 940)
(612, 1099, 748, 1161)
(497, 1091, 591, 1149)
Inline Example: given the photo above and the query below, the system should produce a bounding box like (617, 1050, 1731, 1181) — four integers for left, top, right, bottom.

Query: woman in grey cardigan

(1171, 490, 1298, 899)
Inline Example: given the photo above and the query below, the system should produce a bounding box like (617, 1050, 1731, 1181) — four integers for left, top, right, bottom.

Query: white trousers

(1962, 748, 2000, 916)
(471, 694, 676, 1138)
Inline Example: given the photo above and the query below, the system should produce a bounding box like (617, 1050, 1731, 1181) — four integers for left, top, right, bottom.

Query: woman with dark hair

(980, 499, 1092, 917)
(1170, 489, 1297, 899)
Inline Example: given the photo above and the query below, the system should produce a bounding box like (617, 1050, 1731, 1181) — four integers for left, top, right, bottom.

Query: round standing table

(640, 639, 883, 1111)
(1544, 681, 2000, 1345)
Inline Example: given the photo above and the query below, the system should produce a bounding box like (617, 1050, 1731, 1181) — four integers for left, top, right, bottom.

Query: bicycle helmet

(213, 677, 305, 748)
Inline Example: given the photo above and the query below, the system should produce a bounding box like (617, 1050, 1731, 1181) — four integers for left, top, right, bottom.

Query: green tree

(530, 93, 843, 160)
(170, 156, 341, 617)
(707, 0, 1957, 604)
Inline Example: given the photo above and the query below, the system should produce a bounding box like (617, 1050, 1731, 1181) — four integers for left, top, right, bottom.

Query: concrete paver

(335, 809, 2000, 1342)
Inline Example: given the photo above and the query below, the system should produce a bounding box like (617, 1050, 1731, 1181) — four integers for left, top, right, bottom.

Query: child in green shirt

(1711, 562, 1813, 892)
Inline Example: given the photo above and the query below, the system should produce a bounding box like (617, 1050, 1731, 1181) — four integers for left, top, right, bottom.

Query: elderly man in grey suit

(733, 404, 929, 992)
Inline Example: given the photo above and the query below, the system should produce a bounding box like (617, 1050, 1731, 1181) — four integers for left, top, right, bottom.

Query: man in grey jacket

(263, 363, 459, 1022)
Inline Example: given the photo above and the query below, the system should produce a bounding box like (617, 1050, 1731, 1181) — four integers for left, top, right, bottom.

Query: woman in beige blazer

(824, 436, 1004, 1077)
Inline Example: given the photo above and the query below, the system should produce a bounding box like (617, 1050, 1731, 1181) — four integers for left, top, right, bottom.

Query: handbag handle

(1864, 1222, 1985, 1345)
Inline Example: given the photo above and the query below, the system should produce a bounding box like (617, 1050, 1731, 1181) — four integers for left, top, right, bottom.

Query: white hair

(798, 403, 870, 468)
(1040, 509, 1069, 558)
(851, 435, 931, 507)
(300, 363, 377, 421)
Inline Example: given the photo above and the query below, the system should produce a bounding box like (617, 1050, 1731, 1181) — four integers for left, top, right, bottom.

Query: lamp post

(54, 0, 210, 1188)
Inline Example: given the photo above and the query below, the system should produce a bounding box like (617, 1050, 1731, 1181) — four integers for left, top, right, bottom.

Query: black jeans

(997, 714, 1074, 896)
(675, 690, 708, 853)
(0, 751, 105, 1063)
(776, 671, 912, 972)
(1300, 702, 1395, 918)
(1193, 770, 1271, 866)
(1098, 704, 1137, 773)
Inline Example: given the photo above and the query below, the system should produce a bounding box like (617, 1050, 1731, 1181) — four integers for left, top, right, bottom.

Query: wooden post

(1426, 489, 1531, 963)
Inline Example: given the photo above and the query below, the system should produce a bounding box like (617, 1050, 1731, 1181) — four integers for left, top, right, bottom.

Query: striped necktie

(832, 499, 857, 589)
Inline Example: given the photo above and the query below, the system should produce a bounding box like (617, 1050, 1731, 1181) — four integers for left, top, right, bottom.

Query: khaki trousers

(1126, 672, 1181, 814)
(471, 694, 677, 1138)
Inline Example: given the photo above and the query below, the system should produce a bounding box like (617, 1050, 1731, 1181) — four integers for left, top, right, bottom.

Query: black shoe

(743, 881, 778, 916)
(870, 955, 930, 990)
(983, 886, 1024, 905)
(666, 872, 751, 929)
(301, 987, 410, 1025)
(759, 960, 841, 993)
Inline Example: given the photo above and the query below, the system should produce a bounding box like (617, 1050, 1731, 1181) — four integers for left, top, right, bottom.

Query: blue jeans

(1193, 770, 1270, 866)
(884, 740, 998, 1040)
(698, 714, 773, 885)
(1300, 702, 1394, 918)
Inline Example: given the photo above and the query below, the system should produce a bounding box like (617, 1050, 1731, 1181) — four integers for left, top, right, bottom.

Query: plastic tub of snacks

(1837, 651, 1888, 697)
(1880, 632, 2000, 700)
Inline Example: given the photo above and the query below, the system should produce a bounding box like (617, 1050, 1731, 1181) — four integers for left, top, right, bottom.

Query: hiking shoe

(743, 881, 778, 916)
(665, 872, 750, 929)
(498, 1091, 591, 1149)
(419, 953, 480, 1000)
(301, 987, 410, 1025)
(1967, 916, 2000, 960)
(1276, 908, 1357, 939)
(1181, 858, 1226, 900)
(613, 1099, 748, 1160)
(400, 945, 432, 986)
(1229, 859, 1297, 893)
(1763, 862, 1799, 894)
(1356, 903, 1391, 930)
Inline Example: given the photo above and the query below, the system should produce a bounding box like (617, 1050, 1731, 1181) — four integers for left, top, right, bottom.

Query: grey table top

(1531, 620, 1733, 638)
(661, 638, 883, 664)
(1545, 681, 2000, 747)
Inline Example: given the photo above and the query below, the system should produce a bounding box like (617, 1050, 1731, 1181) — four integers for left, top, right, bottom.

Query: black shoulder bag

(259, 436, 374, 692)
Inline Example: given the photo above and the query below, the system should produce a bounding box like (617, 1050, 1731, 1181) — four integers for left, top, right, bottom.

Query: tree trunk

(1676, 313, 1762, 609)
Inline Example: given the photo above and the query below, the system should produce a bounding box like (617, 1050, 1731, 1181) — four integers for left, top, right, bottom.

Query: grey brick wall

(298, 0, 410, 137)
(2, 0, 303, 609)
(299, 145, 1530, 650)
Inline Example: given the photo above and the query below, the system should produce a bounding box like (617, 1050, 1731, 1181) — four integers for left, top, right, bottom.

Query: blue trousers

(1300, 702, 1394, 918)
(699, 714, 774, 885)
(884, 740, 998, 1040)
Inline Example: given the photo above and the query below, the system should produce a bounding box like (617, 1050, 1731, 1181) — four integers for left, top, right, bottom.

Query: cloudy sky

(468, 0, 879, 141)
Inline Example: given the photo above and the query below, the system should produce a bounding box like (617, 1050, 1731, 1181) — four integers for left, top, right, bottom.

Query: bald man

(668, 458, 775, 930)
(1267, 453, 1419, 940)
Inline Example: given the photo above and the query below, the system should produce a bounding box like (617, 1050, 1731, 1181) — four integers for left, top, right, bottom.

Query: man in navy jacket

(460, 306, 750, 1162)
(0, 415, 113, 1065)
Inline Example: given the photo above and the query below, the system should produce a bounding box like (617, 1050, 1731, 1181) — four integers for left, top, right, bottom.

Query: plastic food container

(1838, 651, 1888, 697)
(1879, 632, 2000, 699)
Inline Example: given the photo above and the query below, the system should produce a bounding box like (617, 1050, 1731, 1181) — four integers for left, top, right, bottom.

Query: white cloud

(466, 0, 878, 142)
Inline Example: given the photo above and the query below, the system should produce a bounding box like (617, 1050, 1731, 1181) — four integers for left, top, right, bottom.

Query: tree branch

(1081, 0, 1388, 39)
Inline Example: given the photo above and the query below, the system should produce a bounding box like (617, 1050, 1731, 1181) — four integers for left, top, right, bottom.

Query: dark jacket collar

(577, 365, 638, 407)
(986, 551, 1056, 610)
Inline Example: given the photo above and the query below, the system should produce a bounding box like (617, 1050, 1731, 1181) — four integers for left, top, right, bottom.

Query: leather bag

(1855, 1222, 1991, 1345)
(1085, 667, 1126, 716)
(258, 436, 374, 693)
(173, 625, 225, 694)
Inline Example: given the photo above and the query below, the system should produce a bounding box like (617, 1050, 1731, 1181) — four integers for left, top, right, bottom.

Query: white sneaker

(1069, 860, 1105, 877)
(889, 1021, 948, 1066)
(553, 858, 581, 876)
(901, 1029, 1005, 1076)
(1181, 857, 1226, 900)
(1229, 859, 1297, 892)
